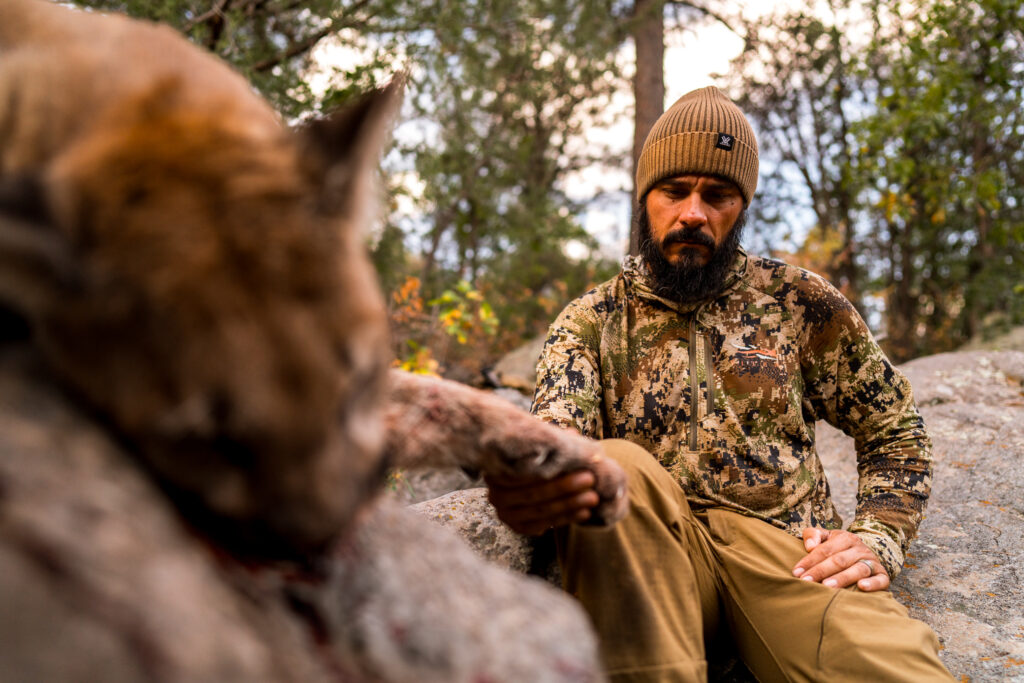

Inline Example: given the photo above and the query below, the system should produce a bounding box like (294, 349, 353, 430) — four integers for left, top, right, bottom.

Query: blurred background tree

(725, 2, 867, 312)
(856, 0, 1024, 361)
(71, 0, 408, 117)
(383, 0, 625, 380)
(71, 0, 1024, 371)
(725, 0, 1023, 362)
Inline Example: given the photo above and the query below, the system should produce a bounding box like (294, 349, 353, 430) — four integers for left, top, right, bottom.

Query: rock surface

(489, 335, 546, 393)
(326, 500, 602, 683)
(390, 467, 482, 505)
(0, 349, 604, 682)
(959, 324, 1024, 353)
(413, 489, 534, 574)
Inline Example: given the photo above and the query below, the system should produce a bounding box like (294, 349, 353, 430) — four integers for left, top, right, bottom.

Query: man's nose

(677, 194, 708, 227)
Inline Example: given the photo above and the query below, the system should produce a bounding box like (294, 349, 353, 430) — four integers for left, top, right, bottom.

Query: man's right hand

(485, 470, 600, 536)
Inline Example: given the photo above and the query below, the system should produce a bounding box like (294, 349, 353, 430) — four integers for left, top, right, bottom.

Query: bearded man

(486, 87, 954, 682)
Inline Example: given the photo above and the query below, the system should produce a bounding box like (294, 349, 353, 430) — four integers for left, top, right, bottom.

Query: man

(487, 87, 953, 682)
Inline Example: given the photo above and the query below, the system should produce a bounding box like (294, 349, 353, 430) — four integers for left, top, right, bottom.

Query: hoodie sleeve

(798, 275, 933, 579)
(530, 296, 605, 439)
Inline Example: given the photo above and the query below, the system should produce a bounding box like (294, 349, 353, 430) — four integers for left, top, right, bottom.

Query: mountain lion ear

(0, 174, 79, 323)
(297, 75, 405, 222)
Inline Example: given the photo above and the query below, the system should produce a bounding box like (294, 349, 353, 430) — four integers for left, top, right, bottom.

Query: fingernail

(823, 578, 837, 588)
(806, 540, 818, 549)
(801, 575, 814, 581)
(792, 567, 805, 577)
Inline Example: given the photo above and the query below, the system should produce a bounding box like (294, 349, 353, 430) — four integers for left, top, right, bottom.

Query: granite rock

(489, 335, 547, 393)
(325, 499, 602, 683)
(412, 489, 533, 574)
(389, 467, 482, 505)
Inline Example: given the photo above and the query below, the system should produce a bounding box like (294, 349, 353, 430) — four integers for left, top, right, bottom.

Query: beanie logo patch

(716, 133, 735, 151)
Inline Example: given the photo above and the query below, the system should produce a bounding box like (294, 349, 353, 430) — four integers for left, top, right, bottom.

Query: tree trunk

(630, 0, 665, 255)
(886, 191, 925, 363)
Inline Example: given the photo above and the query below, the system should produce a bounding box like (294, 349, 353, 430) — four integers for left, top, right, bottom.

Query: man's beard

(637, 204, 746, 304)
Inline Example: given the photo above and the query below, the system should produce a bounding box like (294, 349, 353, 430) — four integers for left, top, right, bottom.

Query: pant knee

(599, 439, 662, 476)
(817, 590, 950, 681)
(598, 439, 689, 512)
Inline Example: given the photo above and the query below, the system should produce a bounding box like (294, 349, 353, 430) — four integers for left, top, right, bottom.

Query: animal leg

(382, 370, 627, 526)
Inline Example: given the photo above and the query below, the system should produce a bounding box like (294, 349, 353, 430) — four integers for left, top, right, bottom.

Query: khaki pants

(555, 440, 953, 683)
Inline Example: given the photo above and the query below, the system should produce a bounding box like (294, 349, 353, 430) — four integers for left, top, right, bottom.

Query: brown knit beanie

(635, 86, 758, 204)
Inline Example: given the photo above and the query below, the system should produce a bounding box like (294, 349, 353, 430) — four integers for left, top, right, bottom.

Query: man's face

(638, 174, 746, 303)
(645, 175, 744, 266)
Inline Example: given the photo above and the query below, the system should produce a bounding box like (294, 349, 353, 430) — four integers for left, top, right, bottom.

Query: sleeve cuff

(847, 522, 905, 579)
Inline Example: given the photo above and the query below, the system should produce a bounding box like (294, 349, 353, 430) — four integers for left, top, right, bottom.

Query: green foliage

(855, 0, 1024, 359)
(429, 281, 499, 344)
(726, 2, 866, 309)
(73, 0, 407, 117)
(385, 468, 415, 496)
(391, 0, 625, 298)
(375, 0, 626, 373)
(388, 275, 497, 380)
(730, 0, 1024, 361)
(369, 222, 412, 296)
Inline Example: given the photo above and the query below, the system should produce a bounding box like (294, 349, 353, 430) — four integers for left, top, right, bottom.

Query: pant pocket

(815, 589, 845, 670)
(704, 507, 735, 546)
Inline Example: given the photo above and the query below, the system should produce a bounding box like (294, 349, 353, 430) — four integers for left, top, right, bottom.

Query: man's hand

(485, 470, 600, 536)
(792, 528, 890, 592)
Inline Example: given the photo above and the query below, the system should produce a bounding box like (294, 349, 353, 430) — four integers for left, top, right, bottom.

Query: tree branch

(665, 1, 741, 39)
(182, 0, 231, 33)
(236, 0, 378, 72)
(251, 24, 332, 71)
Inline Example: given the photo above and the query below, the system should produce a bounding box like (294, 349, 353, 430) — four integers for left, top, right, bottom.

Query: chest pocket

(718, 333, 793, 425)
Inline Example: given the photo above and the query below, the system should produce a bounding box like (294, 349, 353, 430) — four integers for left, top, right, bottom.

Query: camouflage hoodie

(532, 249, 932, 578)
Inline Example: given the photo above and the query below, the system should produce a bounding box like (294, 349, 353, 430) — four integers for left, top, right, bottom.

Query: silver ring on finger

(858, 559, 875, 575)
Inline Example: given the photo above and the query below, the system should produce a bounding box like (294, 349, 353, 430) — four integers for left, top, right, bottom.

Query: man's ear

(297, 76, 404, 221)
(0, 174, 79, 323)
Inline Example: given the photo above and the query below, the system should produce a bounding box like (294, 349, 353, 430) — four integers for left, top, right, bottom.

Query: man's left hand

(792, 528, 890, 592)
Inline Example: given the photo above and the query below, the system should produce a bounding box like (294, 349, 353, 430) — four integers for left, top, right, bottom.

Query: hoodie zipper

(688, 316, 699, 450)
(705, 330, 716, 417)
(688, 315, 716, 451)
